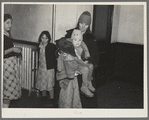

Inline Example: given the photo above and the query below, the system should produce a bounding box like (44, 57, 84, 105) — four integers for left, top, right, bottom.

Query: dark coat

(65, 28, 99, 68)
(38, 43, 57, 70)
(4, 35, 21, 58)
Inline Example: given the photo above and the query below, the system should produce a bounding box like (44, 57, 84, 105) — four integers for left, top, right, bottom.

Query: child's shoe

(80, 86, 94, 98)
(88, 81, 96, 92)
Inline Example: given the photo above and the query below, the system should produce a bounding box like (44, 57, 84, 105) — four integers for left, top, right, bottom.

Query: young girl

(36, 31, 57, 103)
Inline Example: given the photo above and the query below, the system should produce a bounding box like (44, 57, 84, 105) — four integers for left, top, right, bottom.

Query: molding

(13, 39, 38, 47)
(111, 42, 143, 49)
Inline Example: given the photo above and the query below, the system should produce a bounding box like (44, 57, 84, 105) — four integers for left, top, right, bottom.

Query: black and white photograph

(1, 2, 147, 118)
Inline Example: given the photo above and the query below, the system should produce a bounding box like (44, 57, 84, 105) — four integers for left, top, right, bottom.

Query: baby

(70, 29, 95, 97)
(56, 30, 95, 98)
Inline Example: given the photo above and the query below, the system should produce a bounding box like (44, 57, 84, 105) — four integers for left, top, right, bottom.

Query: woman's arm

(4, 47, 22, 55)
(74, 57, 87, 66)
(81, 41, 90, 59)
(4, 47, 14, 55)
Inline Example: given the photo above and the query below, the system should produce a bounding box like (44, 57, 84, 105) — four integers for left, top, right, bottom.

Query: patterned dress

(57, 54, 82, 108)
(3, 35, 22, 100)
(36, 43, 55, 91)
(58, 77, 82, 108)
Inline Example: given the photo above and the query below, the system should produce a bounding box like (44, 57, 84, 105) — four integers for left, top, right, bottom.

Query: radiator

(14, 45, 38, 96)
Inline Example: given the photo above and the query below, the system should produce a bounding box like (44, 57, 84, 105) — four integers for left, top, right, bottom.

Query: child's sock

(81, 84, 94, 97)
(3, 103, 9, 108)
(3, 99, 10, 108)
(88, 81, 96, 92)
(49, 89, 54, 99)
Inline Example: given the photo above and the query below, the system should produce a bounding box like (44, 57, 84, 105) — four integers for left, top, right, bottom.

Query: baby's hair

(38, 31, 51, 44)
(71, 29, 83, 40)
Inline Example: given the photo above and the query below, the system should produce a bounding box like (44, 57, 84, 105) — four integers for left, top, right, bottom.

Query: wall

(54, 4, 93, 40)
(111, 5, 144, 45)
(4, 4, 93, 43)
(111, 5, 121, 43)
(4, 4, 53, 43)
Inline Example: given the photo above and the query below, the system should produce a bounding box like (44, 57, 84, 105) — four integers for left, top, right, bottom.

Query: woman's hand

(84, 60, 89, 64)
(13, 47, 22, 53)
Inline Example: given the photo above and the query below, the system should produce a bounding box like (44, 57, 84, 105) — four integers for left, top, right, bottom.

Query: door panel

(92, 5, 114, 88)
(92, 5, 114, 42)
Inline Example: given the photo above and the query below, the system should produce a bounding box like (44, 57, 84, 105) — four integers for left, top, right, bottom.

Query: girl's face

(41, 34, 49, 45)
(72, 37, 82, 48)
(79, 22, 89, 34)
(4, 19, 12, 32)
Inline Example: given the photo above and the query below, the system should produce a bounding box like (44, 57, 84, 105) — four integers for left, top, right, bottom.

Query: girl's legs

(88, 63, 94, 81)
(48, 89, 54, 108)
(88, 64, 95, 92)
(41, 89, 54, 99)
(3, 99, 10, 108)
(42, 90, 47, 97)
(41, 90, 47, 102)
(80, 66, 94, 97)
(49, 88, 54, 99)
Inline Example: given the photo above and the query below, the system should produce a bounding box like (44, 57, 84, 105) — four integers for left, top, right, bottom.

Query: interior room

(3, 3, 144, 109)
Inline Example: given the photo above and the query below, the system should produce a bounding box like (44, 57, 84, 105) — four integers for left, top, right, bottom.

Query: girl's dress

(3, 35, 22, 100)
(36, 43, 55, 92)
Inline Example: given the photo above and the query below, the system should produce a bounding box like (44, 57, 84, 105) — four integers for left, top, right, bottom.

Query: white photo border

(1, 2, 148, 118)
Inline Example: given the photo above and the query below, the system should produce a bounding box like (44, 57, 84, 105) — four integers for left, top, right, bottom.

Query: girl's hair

(4, 14, 12, 22)
(38, 31, 51, 44)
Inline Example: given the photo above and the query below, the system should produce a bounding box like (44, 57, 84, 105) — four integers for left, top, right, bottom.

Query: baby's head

(71, 29, 83, 47)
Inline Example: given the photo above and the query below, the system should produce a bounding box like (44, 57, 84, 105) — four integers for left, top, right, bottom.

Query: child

(56, 36, 94, 98)
(70, 29, 95, 96)
(36, 31, 57, 103)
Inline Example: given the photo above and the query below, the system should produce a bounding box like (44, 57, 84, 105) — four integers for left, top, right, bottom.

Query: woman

(65, 11, 99, 97)
(3, 14, 22, 108)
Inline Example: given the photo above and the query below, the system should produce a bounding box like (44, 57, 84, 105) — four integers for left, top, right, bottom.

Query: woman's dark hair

(38, 31, 51, 45)
(4, 14, 12, 22)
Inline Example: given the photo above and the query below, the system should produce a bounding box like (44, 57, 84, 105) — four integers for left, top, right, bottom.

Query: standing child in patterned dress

(36, 31, 57, 104)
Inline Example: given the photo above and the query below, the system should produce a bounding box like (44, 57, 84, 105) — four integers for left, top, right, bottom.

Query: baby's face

(72, 37, 82, 47)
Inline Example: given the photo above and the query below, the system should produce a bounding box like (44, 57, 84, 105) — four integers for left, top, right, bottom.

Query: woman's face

(4, 19, 12, 32)
(79, 22, 89, 34)
(41, 34, 49, 44)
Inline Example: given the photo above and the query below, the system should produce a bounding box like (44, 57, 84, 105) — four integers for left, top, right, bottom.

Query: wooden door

(92, 5, 114, 43)
(92, 5, 114, 87)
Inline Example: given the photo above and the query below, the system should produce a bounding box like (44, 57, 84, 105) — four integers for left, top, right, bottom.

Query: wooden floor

(9, 75, 143, 109)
